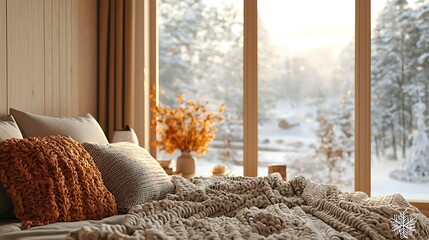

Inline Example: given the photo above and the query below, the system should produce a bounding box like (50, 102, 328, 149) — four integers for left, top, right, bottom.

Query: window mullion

(146, 0, 158, 157)
(355, 0, 371, 195)
(243, 0, 258, 176)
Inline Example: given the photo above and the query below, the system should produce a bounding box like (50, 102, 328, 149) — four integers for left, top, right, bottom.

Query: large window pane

(257, 0, 355, 191)
(158, 0, 243, 176)
(371, 0, 429, 199)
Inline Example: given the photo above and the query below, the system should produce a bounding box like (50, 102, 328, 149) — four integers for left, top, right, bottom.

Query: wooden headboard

(0, 0, 98, 118)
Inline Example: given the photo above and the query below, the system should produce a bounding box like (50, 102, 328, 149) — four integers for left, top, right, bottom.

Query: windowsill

(410, 201, 429, 218)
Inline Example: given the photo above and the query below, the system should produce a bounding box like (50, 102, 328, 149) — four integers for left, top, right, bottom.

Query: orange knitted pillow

(0, 136, 117, 229)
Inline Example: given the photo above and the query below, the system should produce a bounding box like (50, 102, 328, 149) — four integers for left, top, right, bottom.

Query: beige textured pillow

(82, 142, 175, 213)
(0, 115, 22, 219)
(10, 108, 108, 144)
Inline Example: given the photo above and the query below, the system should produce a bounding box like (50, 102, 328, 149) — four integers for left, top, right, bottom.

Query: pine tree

(406, 101, 429, 178)
(391, 97, 429, 182)
(371, 0, 418, 160)
(159, 0, 241, 106)
(415, 1, 429, 108)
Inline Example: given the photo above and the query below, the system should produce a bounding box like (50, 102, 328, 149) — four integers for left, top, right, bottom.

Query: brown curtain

(98, 0, 136, 141)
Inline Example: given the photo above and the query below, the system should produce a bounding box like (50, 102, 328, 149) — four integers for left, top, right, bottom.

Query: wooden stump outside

(268, 164, 287, 181)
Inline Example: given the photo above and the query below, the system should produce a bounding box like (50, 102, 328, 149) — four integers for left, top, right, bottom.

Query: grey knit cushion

(82, 142, 174, 213)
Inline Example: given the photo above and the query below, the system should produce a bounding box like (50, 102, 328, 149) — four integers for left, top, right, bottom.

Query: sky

(258, 0, 354, 54)
(258, 0, 421, 52)
(204, 0, 387, 56)
(257, 0, 387, 55)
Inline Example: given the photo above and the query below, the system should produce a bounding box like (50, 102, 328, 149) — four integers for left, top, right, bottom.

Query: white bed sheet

(0, 215, 125, 240)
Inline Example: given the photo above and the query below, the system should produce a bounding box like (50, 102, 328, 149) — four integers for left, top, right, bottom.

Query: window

(151, 0, 429, 212)
(257, 0, 355, 191)
(157, 0, 244, 175)
(371, 0, 429, 200)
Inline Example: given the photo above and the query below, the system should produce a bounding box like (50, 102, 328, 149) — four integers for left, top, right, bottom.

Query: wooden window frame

(145, 0, 429, 215)
(355, 0, 371, 195)
(243, 0, 258, 177)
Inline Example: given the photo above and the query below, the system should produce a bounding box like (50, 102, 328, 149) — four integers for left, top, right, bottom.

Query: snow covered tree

(159, 0, 242, 107)
(333, 41, 355, 158)
(415, 1, 429, 108)
(371, 0, 418, 159)
(390, 97, 429, 182)
(315, 44, 355, 186)
(217, 113, 242, 165)
(258, 18, 285, 122)
(315, 114, 350, 185)
(406, 101, 429, 178)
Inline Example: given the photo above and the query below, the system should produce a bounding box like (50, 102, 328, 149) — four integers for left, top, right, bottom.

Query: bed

(1, 175, 429, 239)
(0, 110, 428, 240)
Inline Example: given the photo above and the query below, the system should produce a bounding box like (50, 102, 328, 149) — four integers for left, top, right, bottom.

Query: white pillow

(10, 108, 108, 144)
(0, 115, 23, 140)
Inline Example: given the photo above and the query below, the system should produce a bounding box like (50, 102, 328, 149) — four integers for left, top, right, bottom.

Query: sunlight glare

(258, 0, 385, 55)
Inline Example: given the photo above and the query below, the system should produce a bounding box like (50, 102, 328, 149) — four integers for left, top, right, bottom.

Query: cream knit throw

(67, 174, 429, 240)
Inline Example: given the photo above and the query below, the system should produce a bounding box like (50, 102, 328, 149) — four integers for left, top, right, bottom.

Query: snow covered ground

(372, 158, 429, 200)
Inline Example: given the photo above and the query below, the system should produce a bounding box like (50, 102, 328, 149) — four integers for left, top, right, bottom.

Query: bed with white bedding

(1, 175, 429, 240)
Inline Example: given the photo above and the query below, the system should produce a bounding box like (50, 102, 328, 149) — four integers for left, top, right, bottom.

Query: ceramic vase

(176, 151, 196, 178)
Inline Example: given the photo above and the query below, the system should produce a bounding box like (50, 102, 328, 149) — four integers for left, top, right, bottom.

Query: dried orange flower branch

(151, 95, 224, 155)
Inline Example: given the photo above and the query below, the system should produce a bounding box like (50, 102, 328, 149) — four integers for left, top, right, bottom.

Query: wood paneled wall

(0, 0, 98, 118)
(0, 0, 6, 116)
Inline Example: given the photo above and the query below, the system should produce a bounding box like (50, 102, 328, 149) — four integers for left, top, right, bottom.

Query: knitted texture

(0, 136, 117, 229)
(0, 115, 22, 219)
(68, 174, 429, 239)
(82, 142, 174, 213)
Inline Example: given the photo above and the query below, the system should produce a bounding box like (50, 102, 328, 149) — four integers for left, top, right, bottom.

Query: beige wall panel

(52, 0, 60, 116)
(59, 0, 67, 116)
(3, 0, 97, 118)
(66, 0, 72, 116)
(0, 0, 6, 116)
(44, 0, 53, 116)
(71, 0, 78, 116)
(7, 0, 45, 114)
(71, 0, 98, 117)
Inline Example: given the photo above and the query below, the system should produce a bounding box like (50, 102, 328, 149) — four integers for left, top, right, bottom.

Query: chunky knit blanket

(67, 174, 429, 240)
